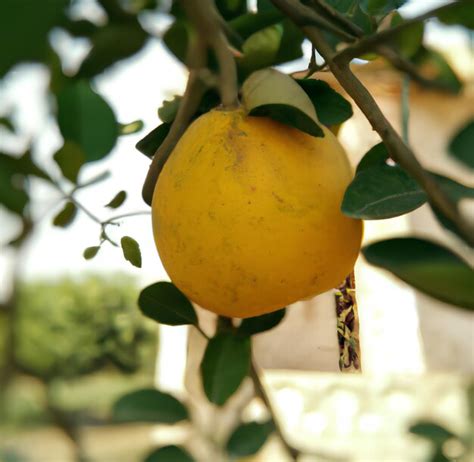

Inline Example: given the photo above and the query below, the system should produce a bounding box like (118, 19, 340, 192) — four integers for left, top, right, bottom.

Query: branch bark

(179, 0, 239, 109)
(250, 361, 300, 461)
(142, 0, 240, 204)
(271, 0, 474, 246)
(310, 0, 457, 92)
(141, 63, 208, 204)
(310, 0, 363, 37)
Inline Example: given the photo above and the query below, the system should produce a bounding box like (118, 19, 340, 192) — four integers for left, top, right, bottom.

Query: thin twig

(311, 0, 363, 37)
(271, 0, 474, 246)
(142, 0, 241, 205)
(250, 361, 300, 461)
(195, 324, 210, 340)
(53, 180, 103, 224)
(401, 76, 410, 144)
(141, 66, 208, 205)
(375, 45, 456, 92)
(309, 0, 457, 92)
(272, 0, 356, 42)
(250, 360, 349, 461)
(103, 211, 150, 224)
(211, 317, 300, 460)
(179, 0, 239, 109)
(335, 0, 469, 62)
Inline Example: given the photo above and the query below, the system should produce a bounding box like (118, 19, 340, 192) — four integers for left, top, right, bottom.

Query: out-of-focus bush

(14, 274, 156, 380)
(0, 274, 158, 428)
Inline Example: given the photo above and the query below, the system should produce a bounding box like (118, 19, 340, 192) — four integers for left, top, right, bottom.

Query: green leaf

(57, 80, 118, 162)
(412, 47, 462, 94)
(361, 0, 407, 17)
(355, 142, 388, 173)
(120, 236, 142, 268)
(105, 190, 127, 208)
(0, 0, 68, 76)
(274, 19, 305, 64)
(136, 123, 171, 158)
(138, 282, 198, 326)
(119, 120, 144, 136)
(257, 0, 276, 12)
(229, 11, 283, 40)
(8, 218, 33, 248)
(53, 202, 78, 228)
(158, 96, 182, 124)
(84, 22, 148, 68)
(53, 141, 85, 183)
(239, 24, 283, 74)
(242, 69, 323, 137)
(98, 0, 133, 21)
(163, 20, 189, 63)
(61, 18, 98, 37)
(342, 168, 426, 219)
(429, 174, 474, 245)
(216, 0, 247, 20)
(0, 151, 51, 215)
(389, 12, 424, 58)
(296, 79, 353, 127)
(0, 153, 29, 215)
(363, 238, 474, 310)
(0, 116, 15, 133)
(249, 104, 325, 137)
(409, 421, 455, 445)
(226, 421, 274, 457)
(200, 332, 251, 406)
(342, 143, 426, 219)
(449, 119, 474, 169)
(325, 0, 358, 15)
(238, 309, 286, 336)
(235, 17, 304, 75)
(431, 448, 450, 462)
(17, 151, 52, 182)
(112, 388, 188, 423)
(437, 0, 474, 30)
(83, 246, 100, 260)
(144, 445, 195, 462)
(351, 4, 376, 34)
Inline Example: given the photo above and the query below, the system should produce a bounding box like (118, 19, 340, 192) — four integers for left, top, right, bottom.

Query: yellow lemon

(152, 109, 362, 318)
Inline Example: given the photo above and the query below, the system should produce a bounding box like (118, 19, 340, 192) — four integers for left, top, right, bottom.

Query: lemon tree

(1, 1, 473, 461)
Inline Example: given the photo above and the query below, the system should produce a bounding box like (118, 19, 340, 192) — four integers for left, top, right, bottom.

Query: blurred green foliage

(0, 274, 157, 429)
(12, 274, 156, 380)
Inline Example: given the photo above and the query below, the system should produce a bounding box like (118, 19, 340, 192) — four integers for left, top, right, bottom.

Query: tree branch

(141, 39, 208, 205)
(335, 0, 468, 62)
(271, 0, 474, 246)
(250, 361, 300, 461)
(374, 45, 456, 92)
(309, 0, 456, 92)
(180, 0, 239, 108)
(142, 0, 241, 204)
(310, 0, 363, 37)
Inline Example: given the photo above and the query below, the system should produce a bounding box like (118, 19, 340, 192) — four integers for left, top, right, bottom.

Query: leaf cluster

(7, 275, 156, 381)
(108, 281, 286, 460)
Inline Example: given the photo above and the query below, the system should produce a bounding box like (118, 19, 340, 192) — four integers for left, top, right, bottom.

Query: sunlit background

(1, 0, 473, 461)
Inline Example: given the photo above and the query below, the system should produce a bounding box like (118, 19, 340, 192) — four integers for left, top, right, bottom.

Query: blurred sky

(0, 0, 470, 291)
